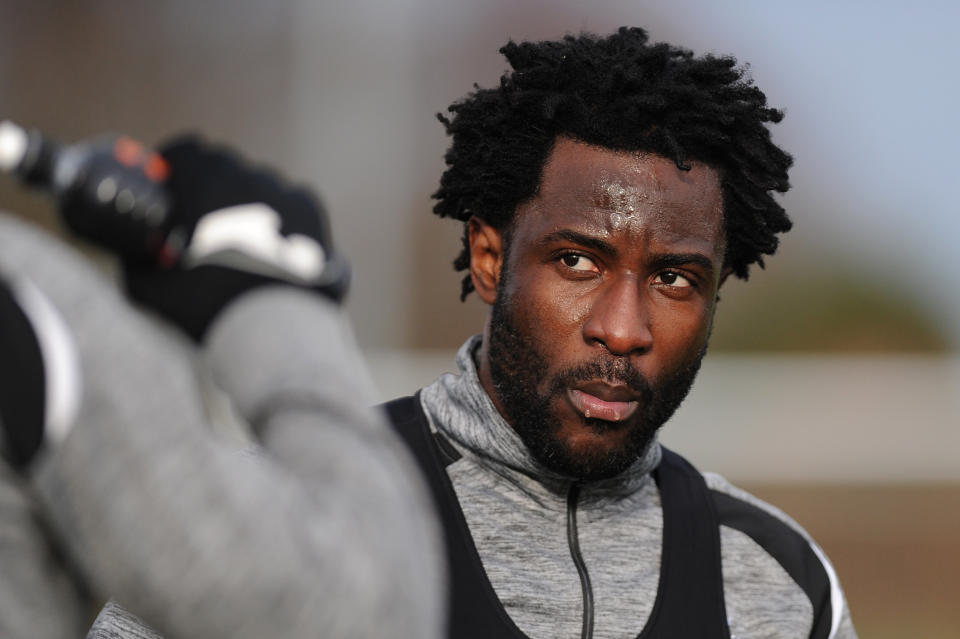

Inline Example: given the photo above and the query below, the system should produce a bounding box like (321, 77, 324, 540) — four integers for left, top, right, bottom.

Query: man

(382, 27, 856, 638)
(82, 26, 855, 639)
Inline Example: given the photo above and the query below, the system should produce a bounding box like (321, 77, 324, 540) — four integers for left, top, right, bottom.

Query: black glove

(60, 135, 349, 341)
(0, 278, 49, 469)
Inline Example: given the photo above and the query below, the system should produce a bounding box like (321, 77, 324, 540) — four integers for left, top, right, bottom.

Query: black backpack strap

(379, 394, 527, 639)
(637, 447, 730, 638)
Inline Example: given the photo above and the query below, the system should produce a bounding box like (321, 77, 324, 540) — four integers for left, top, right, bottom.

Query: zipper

(567, 482, 594, 639)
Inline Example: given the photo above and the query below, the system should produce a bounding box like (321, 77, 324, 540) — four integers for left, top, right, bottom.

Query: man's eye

(559, 253, 598, 272)
(656, 271, 692, 288)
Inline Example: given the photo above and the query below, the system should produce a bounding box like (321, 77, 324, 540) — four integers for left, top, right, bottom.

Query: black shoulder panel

(711, 490, 833, 639)
(0, 278, 46, 468)
(379, 394, 461, 466)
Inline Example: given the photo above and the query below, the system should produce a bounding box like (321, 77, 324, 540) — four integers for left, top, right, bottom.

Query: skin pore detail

(473, 137, 729, 480)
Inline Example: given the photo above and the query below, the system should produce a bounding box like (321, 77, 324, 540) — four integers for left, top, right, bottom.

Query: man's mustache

(549, 357, 652, 401)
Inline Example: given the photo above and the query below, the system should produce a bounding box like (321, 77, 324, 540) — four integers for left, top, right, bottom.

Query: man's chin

(531, 424, 651, 480)
(539, 445, 639, 480)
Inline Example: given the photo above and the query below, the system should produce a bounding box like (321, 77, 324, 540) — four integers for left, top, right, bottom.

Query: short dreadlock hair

(433, 27, 793, 300)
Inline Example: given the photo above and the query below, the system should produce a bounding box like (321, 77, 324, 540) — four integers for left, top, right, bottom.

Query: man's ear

(468, 217, 504, 305)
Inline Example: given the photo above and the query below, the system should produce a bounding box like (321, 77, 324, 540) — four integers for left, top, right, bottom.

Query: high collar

(420, 335, 662, 502)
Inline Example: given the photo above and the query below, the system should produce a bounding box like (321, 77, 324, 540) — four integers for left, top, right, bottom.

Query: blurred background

(1, 1, 957, 636)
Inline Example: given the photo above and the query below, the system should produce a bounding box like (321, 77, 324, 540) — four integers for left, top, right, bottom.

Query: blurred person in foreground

(90, 26, 856, 639)
(0, 139, 443, 638)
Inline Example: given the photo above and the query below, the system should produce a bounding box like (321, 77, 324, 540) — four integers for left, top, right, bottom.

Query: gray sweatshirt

(419, 336, 857, 639)
(0, 213, 444, 639)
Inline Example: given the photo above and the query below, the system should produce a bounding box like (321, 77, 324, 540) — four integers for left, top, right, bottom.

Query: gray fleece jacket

(419, 335, 857, 639)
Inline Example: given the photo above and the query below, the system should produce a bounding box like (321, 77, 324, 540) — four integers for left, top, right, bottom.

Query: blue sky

(647, 1, 960, 339)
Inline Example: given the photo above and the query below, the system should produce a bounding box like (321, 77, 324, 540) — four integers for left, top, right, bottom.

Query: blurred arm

(0, 213, 442, 639)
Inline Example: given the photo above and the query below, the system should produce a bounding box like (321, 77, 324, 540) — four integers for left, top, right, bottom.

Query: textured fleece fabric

(420, 336, 857, 639)
(0, 213, 443, 639)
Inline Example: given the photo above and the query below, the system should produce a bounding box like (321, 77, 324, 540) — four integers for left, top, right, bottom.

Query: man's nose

(582, 275, 653, 356)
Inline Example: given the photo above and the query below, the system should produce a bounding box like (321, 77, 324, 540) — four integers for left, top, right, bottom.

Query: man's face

(473, 138, 728, 480)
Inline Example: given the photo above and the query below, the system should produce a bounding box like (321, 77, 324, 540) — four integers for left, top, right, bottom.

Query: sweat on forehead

(526, 138, 725, 238)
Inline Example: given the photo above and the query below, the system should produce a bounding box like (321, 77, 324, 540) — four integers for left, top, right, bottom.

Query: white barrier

(365, 351, 960, 483)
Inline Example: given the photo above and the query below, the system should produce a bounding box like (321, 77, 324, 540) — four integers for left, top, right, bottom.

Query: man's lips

(567, 386, 640, 422)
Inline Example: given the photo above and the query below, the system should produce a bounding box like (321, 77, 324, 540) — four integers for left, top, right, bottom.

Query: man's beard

(487, 290, 707, 481)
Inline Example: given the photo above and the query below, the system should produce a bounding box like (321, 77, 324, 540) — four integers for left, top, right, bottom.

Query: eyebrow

(649, 252, 716, 276)
(536, 229, 618, 257)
